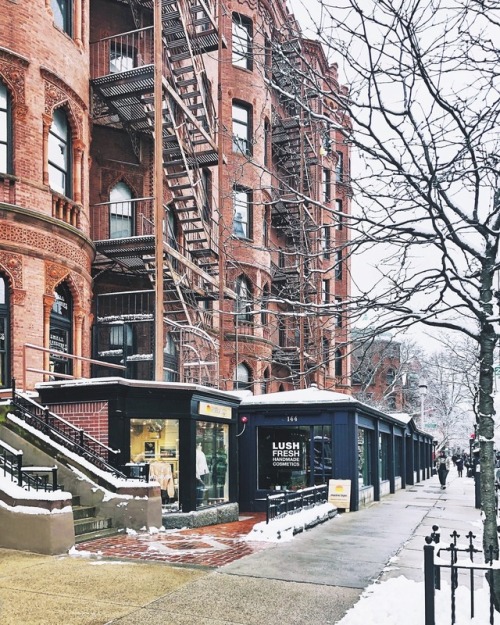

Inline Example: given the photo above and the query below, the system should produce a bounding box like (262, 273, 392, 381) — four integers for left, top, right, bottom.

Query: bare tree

(423, 346, 477, 450)
(281, 0, 500, 590)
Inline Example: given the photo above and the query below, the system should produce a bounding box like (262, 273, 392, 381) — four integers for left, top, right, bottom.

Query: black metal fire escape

(269, 35, 321, 385)
(90, 0, 227, 385)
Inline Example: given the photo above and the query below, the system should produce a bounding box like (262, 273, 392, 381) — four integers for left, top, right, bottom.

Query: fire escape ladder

(158, 0, 219, 273)
(164, 257, 194, 326)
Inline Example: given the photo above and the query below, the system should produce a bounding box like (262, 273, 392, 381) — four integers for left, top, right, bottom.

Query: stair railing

(0, 438, 60, 491)
(10, 379, 127, 480)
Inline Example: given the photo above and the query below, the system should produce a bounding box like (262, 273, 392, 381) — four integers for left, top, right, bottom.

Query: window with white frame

(232, 102, 252, 155)
(232, 13, 253, 70)
(233, 186, 251, 238)
(48, 108, 71, 197)
(109, 181, 133, 238)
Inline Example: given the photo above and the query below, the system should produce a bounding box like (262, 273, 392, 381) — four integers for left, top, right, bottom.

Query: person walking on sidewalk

(456, 456, 464, 477)
(436, 450, 451, 489)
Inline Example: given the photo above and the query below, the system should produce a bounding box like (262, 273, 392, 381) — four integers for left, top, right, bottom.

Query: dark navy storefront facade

(237, 387, 434, 512)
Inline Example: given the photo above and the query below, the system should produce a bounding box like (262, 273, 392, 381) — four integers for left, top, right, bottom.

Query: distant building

(351, 333, 420, 413)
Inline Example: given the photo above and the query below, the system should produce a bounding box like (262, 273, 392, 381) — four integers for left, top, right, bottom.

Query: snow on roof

(36, 376, 241, 402)
(387, 412, 413, 425)
(240, 385, 358, 406)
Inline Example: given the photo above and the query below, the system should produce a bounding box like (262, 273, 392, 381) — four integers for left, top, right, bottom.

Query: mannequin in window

(213, 443, 227, 498)
(196, 442, 209, 505)
(150, 460, 174, 504)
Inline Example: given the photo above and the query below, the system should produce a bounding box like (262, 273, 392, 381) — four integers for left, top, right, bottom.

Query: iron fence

(266, 484, 328, 524)
(424, 524, 499, 625)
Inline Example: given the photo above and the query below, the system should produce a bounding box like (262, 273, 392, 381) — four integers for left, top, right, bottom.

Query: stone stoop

(72, 496, 123, 544)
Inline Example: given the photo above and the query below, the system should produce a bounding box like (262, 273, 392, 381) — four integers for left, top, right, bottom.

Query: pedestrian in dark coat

(456, 457, 464, 477)
(435, 451, 451, 489)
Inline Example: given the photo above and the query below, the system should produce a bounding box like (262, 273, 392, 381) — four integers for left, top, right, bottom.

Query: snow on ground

(244, 503, 337, 542)
(337, 576, 492, 625)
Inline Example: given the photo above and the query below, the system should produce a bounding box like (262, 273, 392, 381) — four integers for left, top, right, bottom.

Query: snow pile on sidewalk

(244, 502, 337, 542)
(337, 576, 492, 625)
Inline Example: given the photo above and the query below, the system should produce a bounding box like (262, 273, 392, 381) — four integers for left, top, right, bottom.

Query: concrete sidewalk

(0, 473, 480, 625)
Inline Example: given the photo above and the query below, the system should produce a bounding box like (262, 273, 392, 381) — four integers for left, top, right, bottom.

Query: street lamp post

(419, 381, 428, 430)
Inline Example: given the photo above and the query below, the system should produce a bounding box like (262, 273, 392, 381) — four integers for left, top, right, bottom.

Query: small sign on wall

(328, 479, 351, 511)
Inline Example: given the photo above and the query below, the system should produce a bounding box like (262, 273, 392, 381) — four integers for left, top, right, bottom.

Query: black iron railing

(0, 438, 60, 491)
(424, 525, 498, 625)
(266, 484, 328, 523)
(10, 380, 127, 480)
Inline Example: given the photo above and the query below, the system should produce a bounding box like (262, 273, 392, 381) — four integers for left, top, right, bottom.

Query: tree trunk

(478, 249, 500, 607)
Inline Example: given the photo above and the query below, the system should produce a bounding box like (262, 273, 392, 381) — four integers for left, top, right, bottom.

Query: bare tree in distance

(281, 0, 500, 592)
(422, 346, 477, 451)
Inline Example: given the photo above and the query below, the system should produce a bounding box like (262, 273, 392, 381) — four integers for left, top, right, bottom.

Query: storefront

(36, 378, 241, 518)
(237, 386, 433, 512)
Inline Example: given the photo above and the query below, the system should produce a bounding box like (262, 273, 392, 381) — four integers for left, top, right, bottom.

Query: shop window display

(196, 421, 229, 509)
(358, 428, 373, 487)
(130, 419, 179, 509)
(257, 426, 330, 491)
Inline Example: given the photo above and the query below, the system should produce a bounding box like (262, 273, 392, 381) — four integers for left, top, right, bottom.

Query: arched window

(235, 275, 252, 322)
(386, 368, 396, 385)
(0, 275, 10, 387)
(235, 362, 252, 391)
(261, 367, 270, 394)
(0, 82, 12, 174)
(48, 108, 72, 197)
(109, 181, 133, 238)
(50, 282, 73, 377)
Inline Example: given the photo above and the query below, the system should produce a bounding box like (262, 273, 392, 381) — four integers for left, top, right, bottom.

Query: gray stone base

(162, 503, 239, 529)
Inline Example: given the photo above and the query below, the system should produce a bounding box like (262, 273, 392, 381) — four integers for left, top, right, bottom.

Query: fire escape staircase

(90, 1, 228, 383)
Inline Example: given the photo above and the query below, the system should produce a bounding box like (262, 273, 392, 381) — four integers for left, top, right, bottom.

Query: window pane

(48, 109, 70, 196)
(232, 104, 250, 154)
(0, 145, 6, 174)
(48, 164, 66, 195)
(232, 17, 251, 69)
(110, 182, 133, 238)
(0, 111, 7, 142)
(0, 83, 6, 109)
(233, 189, 249, 238)
(51, 0, 71, 34)
(196, 421, 229, 508)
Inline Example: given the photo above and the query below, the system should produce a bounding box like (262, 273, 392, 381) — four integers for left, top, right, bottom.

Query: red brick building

(0, 0, 351, 394)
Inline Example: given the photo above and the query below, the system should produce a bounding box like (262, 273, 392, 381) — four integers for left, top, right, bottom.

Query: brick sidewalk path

(75, 512, 273, 567)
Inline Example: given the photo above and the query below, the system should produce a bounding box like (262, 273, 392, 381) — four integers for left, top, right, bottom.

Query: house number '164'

(286, 416, 298, 422)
